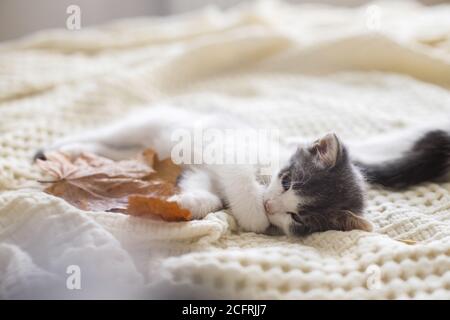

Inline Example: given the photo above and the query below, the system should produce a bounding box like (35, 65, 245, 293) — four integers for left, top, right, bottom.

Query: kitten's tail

(354, 130, 450, 188)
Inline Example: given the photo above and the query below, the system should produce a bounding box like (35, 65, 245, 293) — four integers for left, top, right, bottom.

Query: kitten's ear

(311, 133, 341, 168)
(334, 211, 373, 232)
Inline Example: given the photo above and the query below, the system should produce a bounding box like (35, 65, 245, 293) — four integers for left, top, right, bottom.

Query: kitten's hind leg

(35, 120, 147, 161)
(169, 169, 223, 219)
(59, 141, 143, 160)
(35, 140, 143, 161)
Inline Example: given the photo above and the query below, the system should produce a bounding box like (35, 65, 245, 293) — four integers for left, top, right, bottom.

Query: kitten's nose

(264, 200, 273, 214)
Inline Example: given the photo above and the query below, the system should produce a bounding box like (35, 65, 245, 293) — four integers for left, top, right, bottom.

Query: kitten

(35, 107, 450, 236)
(264, 134, 369, 236)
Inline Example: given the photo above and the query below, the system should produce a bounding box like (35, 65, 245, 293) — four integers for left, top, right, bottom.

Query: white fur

(45, 106, 272, 233)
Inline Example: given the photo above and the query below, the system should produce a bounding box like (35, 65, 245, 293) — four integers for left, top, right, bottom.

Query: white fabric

(1, 0, 450, 299)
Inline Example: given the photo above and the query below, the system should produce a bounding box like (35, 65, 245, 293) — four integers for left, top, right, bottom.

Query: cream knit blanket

(1, 0, 450, 299)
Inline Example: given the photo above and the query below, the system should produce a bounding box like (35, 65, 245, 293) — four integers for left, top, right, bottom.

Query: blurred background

(0, 0, 447, 42)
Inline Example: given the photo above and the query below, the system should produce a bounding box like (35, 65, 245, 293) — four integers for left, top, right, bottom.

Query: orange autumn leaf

(152, 158, 182, 184)
(128, 195, 191, 221)
(37, 149, 190, 221)
(140, 148, 181, 184)
(141, 148, 157, 167)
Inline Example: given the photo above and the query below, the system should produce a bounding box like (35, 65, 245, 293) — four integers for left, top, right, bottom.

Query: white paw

(236, 207, 270, 233)
(232, 185, 270, 233)
(168, 192, 222, 219)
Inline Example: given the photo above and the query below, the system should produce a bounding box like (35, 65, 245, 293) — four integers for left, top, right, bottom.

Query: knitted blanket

(1, 0, 450, 299)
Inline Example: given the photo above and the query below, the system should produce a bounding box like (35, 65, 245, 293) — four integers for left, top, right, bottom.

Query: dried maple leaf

(37, 149, 190, 221)
(140, 148, 157, 167)
(140, 149, 181, 184)
(151, 158, 182, 184)
(128, 195, 191, 221)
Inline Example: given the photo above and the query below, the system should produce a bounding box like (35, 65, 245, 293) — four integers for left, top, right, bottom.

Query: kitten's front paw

(238, 207, 270, 233)
(168, 191, 222, 219)
(233, 185, 270, 233)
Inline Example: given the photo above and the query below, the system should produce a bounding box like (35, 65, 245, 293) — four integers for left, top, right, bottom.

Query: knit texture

(1, 0, 450, 299)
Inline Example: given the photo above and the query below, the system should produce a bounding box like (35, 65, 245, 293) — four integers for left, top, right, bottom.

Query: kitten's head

(264, 133, 372, 236)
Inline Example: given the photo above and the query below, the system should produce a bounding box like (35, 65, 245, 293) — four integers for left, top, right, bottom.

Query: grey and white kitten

(35, 107, 450, 236)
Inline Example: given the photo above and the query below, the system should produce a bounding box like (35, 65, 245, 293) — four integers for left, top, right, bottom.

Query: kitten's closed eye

(288, 212, 302, 223)
(281, 174, 291, 191)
